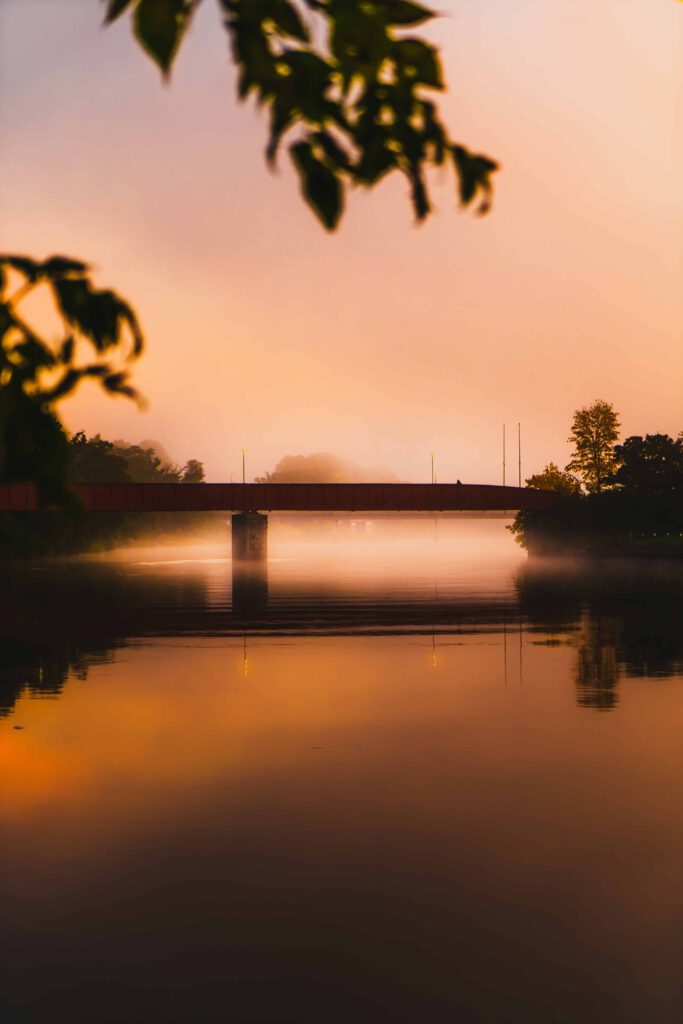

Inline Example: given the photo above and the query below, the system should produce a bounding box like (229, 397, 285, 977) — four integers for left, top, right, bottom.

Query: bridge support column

(231, 512, 268, 563)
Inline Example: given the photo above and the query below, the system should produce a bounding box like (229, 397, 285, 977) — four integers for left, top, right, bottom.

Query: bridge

(0, 481, 557, 514)
(0, 481, 558, 560)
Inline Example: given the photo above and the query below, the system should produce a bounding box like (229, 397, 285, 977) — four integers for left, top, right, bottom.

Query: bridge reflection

(0, 555, 681, 718)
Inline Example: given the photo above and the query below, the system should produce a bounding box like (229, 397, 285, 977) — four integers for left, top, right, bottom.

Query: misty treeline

(0, 431, 210, 560)
(68, 432, 205, 485)
(512, 400, 683, 556)
(256, 452, 397, 484)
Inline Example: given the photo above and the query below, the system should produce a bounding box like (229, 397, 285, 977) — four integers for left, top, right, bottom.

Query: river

(1, 519, 682, 1023)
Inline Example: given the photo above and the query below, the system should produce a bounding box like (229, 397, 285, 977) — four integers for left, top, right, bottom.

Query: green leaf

(0, 255, 41, 282)
(0, 303, 12, 342)
(377, 1, 435, 27)
(58, 336, 75, 364)
(451, 144, 499, 213)
(117, 300, 145, 357)
(103, 372, 138, 399)
(41, 369, 83, 403)
(53, 278, 94, 337)
(406, 162, 430, 220)
(226, 6, 280, 101)
(14, 337, 57, 374)
(42, 255, 90, 278)
(290, 139, 343, 230)
(133, 0, 192, 77)
(103, 0, 136, 24)
(310, 130, 352, 171)
(266, 95, 294, 164)
(266, 0, 309, 42)
(355, 137, 396, 185)
(392, 38, 442, 88)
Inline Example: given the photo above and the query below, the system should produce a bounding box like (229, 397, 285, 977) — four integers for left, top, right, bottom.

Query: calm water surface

(1, 520, 682, 1024)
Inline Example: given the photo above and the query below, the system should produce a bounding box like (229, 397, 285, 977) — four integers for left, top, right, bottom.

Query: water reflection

(0, 639, 125, 720)
(1, 534, 682, 1024)
(0, 543, 681, 718)
(232, 562, 269, 618)
(517, 559, 683, 709)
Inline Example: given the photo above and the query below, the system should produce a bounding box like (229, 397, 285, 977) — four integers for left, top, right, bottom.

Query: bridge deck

(0, 482, 558, 513)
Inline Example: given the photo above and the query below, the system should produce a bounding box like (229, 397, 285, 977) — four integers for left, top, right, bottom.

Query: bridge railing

(0, 481, 560, 513)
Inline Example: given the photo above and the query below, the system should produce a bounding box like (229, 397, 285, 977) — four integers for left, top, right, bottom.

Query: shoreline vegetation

(510, 493, 683, 559)
(0, 431, 212, 559)
(510, 401, 683, 559)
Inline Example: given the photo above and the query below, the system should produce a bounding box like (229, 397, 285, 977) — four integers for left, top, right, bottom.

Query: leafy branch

(0, 255, 144, 501)
(103, 0, 499, 229)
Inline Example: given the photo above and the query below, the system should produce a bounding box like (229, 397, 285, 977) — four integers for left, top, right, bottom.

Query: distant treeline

(256, 452, 398, 484)
(0, 432, 210, 558)
(513, 402, 683, 557)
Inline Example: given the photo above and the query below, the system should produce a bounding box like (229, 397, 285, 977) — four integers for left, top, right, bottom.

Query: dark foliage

(0, 256, 143, 504)
(103, 0, 499, 229)
(612, 433, 683, 496)
(0, 431, 208, 558)
(512, 412, 683, 557)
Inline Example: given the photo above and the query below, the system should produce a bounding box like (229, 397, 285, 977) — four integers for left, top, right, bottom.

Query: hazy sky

(1, 0, 681, 482)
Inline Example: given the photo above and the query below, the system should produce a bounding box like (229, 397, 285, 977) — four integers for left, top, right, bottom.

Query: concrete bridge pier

(231, 513, 268, 617)
(231, 512, 268, 563)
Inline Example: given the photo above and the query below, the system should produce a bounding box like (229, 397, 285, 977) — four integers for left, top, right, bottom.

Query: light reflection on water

(0, 521, 682, 1024)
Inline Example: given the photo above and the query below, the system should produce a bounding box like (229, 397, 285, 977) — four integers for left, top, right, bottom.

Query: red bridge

(0, 481, 558, 514)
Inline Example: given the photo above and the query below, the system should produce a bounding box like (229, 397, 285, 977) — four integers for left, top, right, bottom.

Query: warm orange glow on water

(1, 535, 682, 1022)
(4, 634, 683, 877)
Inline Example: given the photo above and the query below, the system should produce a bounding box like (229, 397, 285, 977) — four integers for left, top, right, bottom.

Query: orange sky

(1, 0, 681, 482)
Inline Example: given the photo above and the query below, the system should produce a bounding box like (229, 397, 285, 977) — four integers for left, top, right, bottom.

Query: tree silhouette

(612, 434, 683, 496)
(182, 458, 206, 482)
(566, 400, 620, 495)
(525, 463, 580, 495)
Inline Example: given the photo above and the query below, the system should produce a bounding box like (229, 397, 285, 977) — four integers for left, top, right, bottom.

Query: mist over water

(1, 519, 682, 1024)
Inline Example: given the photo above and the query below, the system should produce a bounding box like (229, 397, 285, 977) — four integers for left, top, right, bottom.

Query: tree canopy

(256, 451, 398, 483)
(525, 463, 580, 496)
(566, 400, 620, 495)
(612, 433, 683, 497)
(512, 406, 683, 556)
(68, 431, 206, 484)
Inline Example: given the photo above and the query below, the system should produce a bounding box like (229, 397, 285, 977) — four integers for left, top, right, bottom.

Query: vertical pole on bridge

(518, 422, 522, 488)
(502, 424, 506, 487)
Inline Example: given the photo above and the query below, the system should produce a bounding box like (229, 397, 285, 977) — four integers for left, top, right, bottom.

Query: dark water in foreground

(1, 521, 682, 1024)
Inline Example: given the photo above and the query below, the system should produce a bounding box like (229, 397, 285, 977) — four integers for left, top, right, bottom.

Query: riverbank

(0, 510, 225, 560)
(510, 491, 683, 560)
